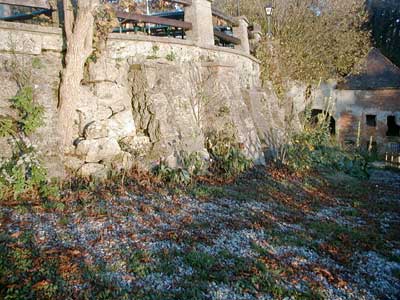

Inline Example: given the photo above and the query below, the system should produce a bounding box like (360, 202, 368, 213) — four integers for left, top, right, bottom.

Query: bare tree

(214, 0, 371, 85)
(57, 0, 99, 152)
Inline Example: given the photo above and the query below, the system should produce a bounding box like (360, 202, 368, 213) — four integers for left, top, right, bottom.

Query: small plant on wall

(147, 45, 160, 59)
(0, 55, 58, 200)
(166, 51, 176, 61)
(206, 130, 252, 179)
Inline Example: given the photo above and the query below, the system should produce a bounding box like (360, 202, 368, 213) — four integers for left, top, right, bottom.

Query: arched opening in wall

(310, 109, 336, 135)
(386, 116, 400, 137)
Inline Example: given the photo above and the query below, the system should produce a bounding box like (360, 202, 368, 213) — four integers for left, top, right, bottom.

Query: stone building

(335, 48, 400, 154)
(312, 48, 400, 155)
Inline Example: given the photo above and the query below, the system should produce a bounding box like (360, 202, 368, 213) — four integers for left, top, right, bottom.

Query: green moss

(165, 51, 176, 61)
(147, 45, 160, 59)
(31, 57, 44, 69)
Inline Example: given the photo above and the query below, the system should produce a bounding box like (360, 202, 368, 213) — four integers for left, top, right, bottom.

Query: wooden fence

(385, 143, 400, 168)
(0, 0, 245, 48)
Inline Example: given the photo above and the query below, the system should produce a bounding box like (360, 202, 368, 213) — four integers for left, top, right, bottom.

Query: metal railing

(0, 0, 50, 9)
(0, 0, 246, 49)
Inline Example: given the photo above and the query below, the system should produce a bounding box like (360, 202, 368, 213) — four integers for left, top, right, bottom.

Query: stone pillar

(233, 16, 250, 54)
(184, 0, 214, 47)
(249, 23, 262, 54)
(250, 23, 262, 43)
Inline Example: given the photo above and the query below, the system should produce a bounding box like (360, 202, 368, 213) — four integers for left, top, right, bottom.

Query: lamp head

(265, 4, 273, 16)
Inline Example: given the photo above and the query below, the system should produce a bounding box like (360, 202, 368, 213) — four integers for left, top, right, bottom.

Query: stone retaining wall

(0, 20, 285, 177)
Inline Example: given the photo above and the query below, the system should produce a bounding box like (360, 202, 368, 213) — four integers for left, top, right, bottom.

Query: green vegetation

(11, 87, 44, 135)
(206, 131, 252, 179)
(309, 221, 383, 250)
(285, 111, 368, 178)
(0, 58, 58, 201)
(166, 51, 176, 61)
(147, 45, 160, 59)
(93, 3, 118, 57)
(0, 117, 14, 138)
(153, 132, 252, 185)
(215, 0, 371, 96)
(31, 57, 43, 69)
(127, 249, 153, 278)
(0, 232, 65, 300)
(190, 185, 227, 199)
(370, 0, 400, 67)
(0, 160, 398, 299)
(153, 162, 192, 185)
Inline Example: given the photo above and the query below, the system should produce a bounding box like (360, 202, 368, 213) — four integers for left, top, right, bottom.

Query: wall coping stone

(0, 20, 61, 35)
(201, 61, 235, 68)
(236, 15, 250, 25)
(110, 33, 260, 64)
(0, 21, 260, 64)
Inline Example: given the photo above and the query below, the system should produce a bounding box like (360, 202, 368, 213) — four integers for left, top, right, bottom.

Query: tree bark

(58, 0, 98, 152)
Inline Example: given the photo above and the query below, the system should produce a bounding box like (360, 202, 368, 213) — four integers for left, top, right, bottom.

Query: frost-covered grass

(0, 167, 399, 300)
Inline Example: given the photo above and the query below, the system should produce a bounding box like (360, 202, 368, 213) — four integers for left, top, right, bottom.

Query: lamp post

(146, 0, 150, 34)
(237, 0, 240, 16)
(265, 3, 273, 38)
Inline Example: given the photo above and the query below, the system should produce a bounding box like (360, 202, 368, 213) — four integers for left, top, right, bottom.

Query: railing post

(50, 0, 62, 27)
(249, 22, 262, 53)
(250, 23, 262, 43)
(184, 0, 214, 47)
(233, 16, 250, 54)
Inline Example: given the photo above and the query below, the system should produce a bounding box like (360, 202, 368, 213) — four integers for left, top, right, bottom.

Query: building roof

(337, 48, 400, 90)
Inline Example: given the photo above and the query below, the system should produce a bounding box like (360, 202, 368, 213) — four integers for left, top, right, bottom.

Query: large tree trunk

(58, 0, 98, 152)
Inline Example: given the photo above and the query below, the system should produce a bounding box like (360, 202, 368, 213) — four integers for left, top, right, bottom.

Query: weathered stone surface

(111, 151, 133, 171)
(76, 138, 122, 163)
(0, 30, 42, 54)
(107, 110, 136, 139)
(79, 163, 108, 179)
(133, 62, 206, 157)
(0, 71, 18, 109)
(120, 135, 152, 158)
(165, 154, 179, 168)
(83, 121, 109, 140)
(243, 86, 287, 159)
(94, 82, 120, 101)
(233, 17, 250, 55)
(64, 156, 85, 172)
(82, 111, 135, 141)
(0, 21, 276, 178)
(200, 64, 266, 164)
(44, 156, 66, 179)
(88, 54, 128, 83)
(0, 50, 64, 178)
(41, 34, 63, 52)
